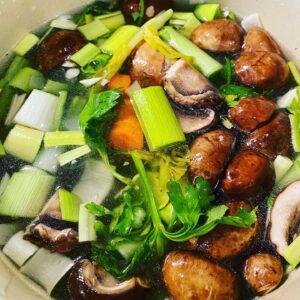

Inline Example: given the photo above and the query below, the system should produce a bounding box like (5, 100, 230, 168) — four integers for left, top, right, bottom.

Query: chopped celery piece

(53, 91, 68, 130)
(95, 11, 123, 20)
(276, 157, 300, 191)
(288, 61, 300, 86)
(160, 26, 222, 77)
(0, 173, 10, 197)
(9, 67, 45, 92)
(14, 33, 39, 56)
(78, 19, 109, 41)
(71, 43, 100, 66)
(283, 235, 300, 268)
(194, 3, 221, 22)
(274, 155, 293, 183)
(4, 125, 44, 163)
(3, 56, 30, 83)
(0, 167, 55, 218)
(57, 145, 91, 166)
(171, 12, 201, 37)
(79, 204, 96, 242)
(44, 131, 85, 148)
(96, 13, 125, 31)
(43, 80, 67, 95)
(125, 81, 141, 99)
(59, 189, 81, 222)
(132, 87, 185, 151)
(5, 93, 27, 127)
(14, 89, 60, 132)
(33, 147, 63, 174)
(50, 19, 77, 30)
(290, 114, 300, 152)
(144, 9, 173, 29)
(0, 140, 5, 157)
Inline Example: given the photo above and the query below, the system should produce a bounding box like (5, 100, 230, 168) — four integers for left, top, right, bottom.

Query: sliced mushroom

(68, 259, 149, 300)
(244, 253, 283, 295)
(162, 251, 240, 300)
(228, 96, 276, 132)
(243, 27, 281, 55)
(129, 42, 170, 87)
(187, 201, 259, 260)
(189, 129, 235, 186)
(177, 109, 216, 134)
(36, 30, 86, 71)
(243, 112, 291, 159)
(270, 181, 300, 255)
(191, 19, 244, 52)
(163, 59, 223, 110)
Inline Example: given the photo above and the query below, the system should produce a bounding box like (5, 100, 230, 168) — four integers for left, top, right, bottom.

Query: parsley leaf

(221, 206, 258, 228)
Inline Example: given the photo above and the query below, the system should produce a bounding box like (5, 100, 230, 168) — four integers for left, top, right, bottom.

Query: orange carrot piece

(108, 74, 132, 93)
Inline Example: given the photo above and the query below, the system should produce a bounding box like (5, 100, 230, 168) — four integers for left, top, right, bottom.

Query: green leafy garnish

(221, 58, 234, 85)
(132, 0, 145, 26)
(220, 84, 260, 99)
(288, 93, 300, 152)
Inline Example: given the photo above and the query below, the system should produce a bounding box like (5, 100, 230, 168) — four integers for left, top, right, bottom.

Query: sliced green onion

(288, 61, 300, 86)
(274, 155, 293, 183)
(0, 167, 55, 218)
(194, 3, 221, 22)
(13, 33, 39, 56)
(79, 204, 97, 242)
(78, 19, 109, 41)
(0, 173, 10, 197)
(160, 26, 222, 77)
(33, 147, 63, 174)
(43, 79, 67, 95)
(132, 86, 185, 151)
(71, 43, 100, 66)
(0, 223, 23, 246)
(9, 67, 45, 93)
(44, 131, 85, 148)
(58, 189, 81, 222)
(53, 91, 68, 131)
(4, 125, 44, 163)
(0, 140, 5, 157)
(4, 93, 27, 127)
(57, 145, 91, 166)
(50, 19, 77, 30)
(283, 235, 300, 268)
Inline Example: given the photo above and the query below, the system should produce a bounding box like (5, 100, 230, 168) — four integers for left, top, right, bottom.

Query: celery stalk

(274, 155, 293, 183)
(95, 11, 125, 31)
(194, 3, 222, 22)
(4, 56, 30, 82)
(57, 145, 91, 166)
(288, 61, 300, 86)
(14, 33, 39, 56)
(50, 19, 77, 30)
(71, 43, 100, 66)
(170, 12, 201, 38)
(290, 114, 300, 152)
(4, 125, 44, 163)
(53, 91, 68, 130)
(43, 80, 67, 95)
(0, 173, 10, 197)
(132, 87, 185, 151)
(78, 19, 109, 41)
(44, 131, 86, 148)
(143, 9, 173, 29)
(0, 140, 5, 157)
(79, 204, 96, 242)
(160, 26, 222, 77)
(283, 235, 300, 268)
(59, 189, 81, 222)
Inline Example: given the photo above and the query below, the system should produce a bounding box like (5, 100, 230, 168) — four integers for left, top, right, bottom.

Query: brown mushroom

(189, 129, 235, 186)
(129, 42, 170, 87)
(162, 251, 240, 300)
(187, 201, 259, 260)
(234, 51, 290, 90)
(243, 27, 281, 55)
(244, 253, 283, 295)
(191, 19, 244, 52)
(36, 30, 86, 71)
(228, 96, 276, 132)
(68, 259, 149, 300)
(243, 112, 291, 159)
(222, 150, 275, 199)
(163, 59, 223, 110)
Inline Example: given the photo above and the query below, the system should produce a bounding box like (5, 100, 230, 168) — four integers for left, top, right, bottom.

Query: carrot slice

(108, 74, 132, 93)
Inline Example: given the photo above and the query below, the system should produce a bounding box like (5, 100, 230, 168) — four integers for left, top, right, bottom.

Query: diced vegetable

(132, 86, 185, 151)
(160, 26, 223, 77)
(277, 87, 299, 108)
(43, 79, 67, 95)
(9, 67, 45, 93)
(0, 173, 10, 197)
(0, 140, 5, 157)
(283, 235, 300, 268)
(109, 99, 144, 152)
(274, 155, 293, 183)
(50, 19, 77, 30)
(14, 89, 60, 132)
(95, 11, 126, 31)
(3, 231, 39, 266)
(82, 53, 111, 75)
(0, 86, 15, 129)
(144, 8, 174, 30)
(59, 189, 82, 222)
(71, 43, 100, 67)
(13, 33, 39, 56)
(44, 131, 85, 148)
(0, 167, 55, 218)
(80, 77, 102, 88)
(108, 74, 132, 92)
(0, 223, 23, 246)
(194, 3, 221, 22)
(33, 147, 63, 174)
(79, 204, 97, 242)
(57, 145, 91, 166)
(4, 125, 44, 163)
(170, 12, 201, 37)
(20, 248, 74, 294)
(288, 93, 300, 152)
(53, 91, 68, 130)
(78, 19, 109, 40)
(241, 13, 263, 31)
(288, 61, 300, 85)
(125, 81, 141, 99)
(4, 93, 27, 127)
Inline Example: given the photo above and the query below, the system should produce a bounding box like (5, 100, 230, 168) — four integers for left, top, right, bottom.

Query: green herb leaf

(220, 84, 260, 99)
(221, 58, 234, 84)
(221, 206, 258, 228)
(85, 202, 114, 217)
(132, 0, 145, 26)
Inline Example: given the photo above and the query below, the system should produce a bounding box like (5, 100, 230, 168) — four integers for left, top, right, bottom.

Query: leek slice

(57, 145, 91, 166)
(71, 43, 100, 66)
(96, 12, 125, 31)
(13, 33, 39, 56)
(53, 91, 68, 131)
(50, 19, 77, 30)
(0, 223, 23, 246)
(283, 235, 300, 268)
(0, 167, 55, 218)
(33, 147, 63, 174)
(21, 248, 74, 294)
(170, 12, 201, 37)
(79, 203, 97, 242)
(59, 189, 81, 222)
(0, 140, 5, 157)
(14, 89, 59, 132)
(44, 131, 85, 148)
(4, 93, 27, 127)
(274, 155, 293, 183)
(132, 86, 185, 151)
(288, 61, 300, 86)
(194, 3, 222, 21)
(0, 173, 10, 197)
(78, 19, 109, 41)
(125, 81, 141, 99)
(43, 80, 67, 95)
(160, 26, 222, 77)
(3, 231, 39, 266)
(4, 125, 44, 163)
